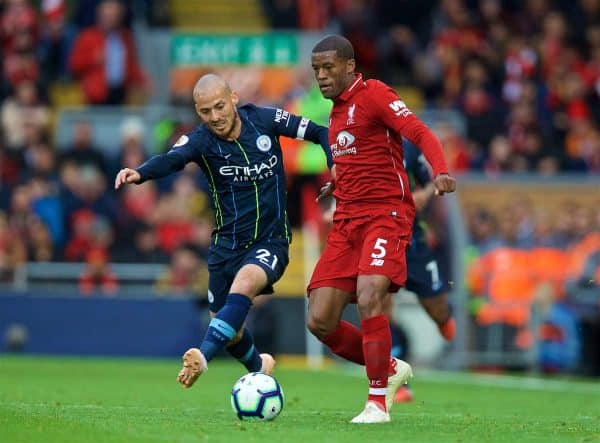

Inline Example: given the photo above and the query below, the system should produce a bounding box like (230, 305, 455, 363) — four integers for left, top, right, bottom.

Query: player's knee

(356, 292, 385, 318)
(306, 313, 335, 340)
(421, 297, 450, 325)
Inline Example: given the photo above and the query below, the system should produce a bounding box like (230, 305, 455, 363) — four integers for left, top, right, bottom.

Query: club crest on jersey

(346, 103, 356, 125)
(173, 135, 189, 148)
(256, 135, 272, 152)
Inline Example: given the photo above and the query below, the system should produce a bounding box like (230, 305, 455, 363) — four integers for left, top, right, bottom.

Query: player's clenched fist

(433, 173, 456, 196)
(114, 168, 141, 189)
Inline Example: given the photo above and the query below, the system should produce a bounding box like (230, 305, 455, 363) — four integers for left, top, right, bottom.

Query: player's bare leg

(177, 348, 207, 388)
(419, 293, 455, 340)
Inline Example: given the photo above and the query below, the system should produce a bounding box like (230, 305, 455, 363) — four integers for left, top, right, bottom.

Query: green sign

(171, 34, 298, 66)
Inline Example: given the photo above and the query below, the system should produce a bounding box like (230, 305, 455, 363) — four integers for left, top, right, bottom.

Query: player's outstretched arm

(264, 106, 333, 169)
(114, 168, 141, 189)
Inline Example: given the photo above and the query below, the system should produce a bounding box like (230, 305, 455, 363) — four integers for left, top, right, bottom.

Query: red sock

(362, 314, 392, 412)
(439, 317, 456, 341)
(322, 321, 365, 365)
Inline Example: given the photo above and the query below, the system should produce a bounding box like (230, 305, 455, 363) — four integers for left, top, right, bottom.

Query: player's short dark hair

(312, 35, 354, 60)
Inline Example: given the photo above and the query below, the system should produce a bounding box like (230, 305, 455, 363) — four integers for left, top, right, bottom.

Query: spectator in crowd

(154, 246, 208, 296)
(112, 222, 169, 263)
(110, 115, 147, 178)
(25, 217, 57, 262)
(1, 80, 49, 150)
(21, 141, 59, 183)
(78, 247, 118, 295)
(29, 175, 64, 247)
(38, 0, 76, 85)
(467, 206, 502, 254)
(0, 209, 25, 280)
(69, 0, 148, 105)
(59, 121, 107, 176)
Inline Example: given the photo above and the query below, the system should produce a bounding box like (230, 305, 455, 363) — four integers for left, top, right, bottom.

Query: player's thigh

(230, 264, 269, 297)
(307, 219, 360, 295)
(231, 239, 289, 297)
(358, 213, 411, 291)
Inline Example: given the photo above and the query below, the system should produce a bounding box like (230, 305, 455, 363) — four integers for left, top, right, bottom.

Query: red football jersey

(329, 74, 448, 220)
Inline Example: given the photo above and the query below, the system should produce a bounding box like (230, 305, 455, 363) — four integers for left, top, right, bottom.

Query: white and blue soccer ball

(230, 372, 284, 421)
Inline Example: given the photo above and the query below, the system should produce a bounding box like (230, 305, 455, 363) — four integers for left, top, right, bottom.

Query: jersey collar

(335, 73, 365, 103)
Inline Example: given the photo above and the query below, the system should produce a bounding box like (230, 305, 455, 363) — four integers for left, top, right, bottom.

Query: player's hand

(316, 180, 335, 203)
(433, 173, 456, 196)
(114, 168, 141, 189)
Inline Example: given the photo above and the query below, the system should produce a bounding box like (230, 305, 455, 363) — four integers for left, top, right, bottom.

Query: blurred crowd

(463, 195, 599, 373)
(263, 0, 600, 174)
(0, 0, 210, 294)
(0, 0, 599, 299)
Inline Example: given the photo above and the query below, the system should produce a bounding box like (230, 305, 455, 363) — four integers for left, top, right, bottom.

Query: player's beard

(212, 109, 241, 140)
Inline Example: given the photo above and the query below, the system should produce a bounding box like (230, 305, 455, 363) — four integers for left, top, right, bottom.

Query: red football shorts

(307, 212, 412, 296)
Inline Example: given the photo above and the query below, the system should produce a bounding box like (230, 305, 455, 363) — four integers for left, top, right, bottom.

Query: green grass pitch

(1, 355, 599, 443)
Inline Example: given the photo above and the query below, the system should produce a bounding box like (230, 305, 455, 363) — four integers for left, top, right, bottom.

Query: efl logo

(389, 100, 412, 118)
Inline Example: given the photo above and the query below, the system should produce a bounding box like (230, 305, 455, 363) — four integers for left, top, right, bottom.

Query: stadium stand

(0, 0, 598, 372)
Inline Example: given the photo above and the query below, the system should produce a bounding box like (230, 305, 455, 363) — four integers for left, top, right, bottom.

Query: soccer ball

(230, 372, 284, 421)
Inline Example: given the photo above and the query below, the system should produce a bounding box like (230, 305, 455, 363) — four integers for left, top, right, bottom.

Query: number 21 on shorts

(255, 249, 279, 270)
(370, 238, 387, 267)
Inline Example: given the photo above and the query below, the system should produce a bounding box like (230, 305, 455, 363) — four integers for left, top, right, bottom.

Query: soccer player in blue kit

(115, 74, 332, 388)
(402, 141, 455, 343)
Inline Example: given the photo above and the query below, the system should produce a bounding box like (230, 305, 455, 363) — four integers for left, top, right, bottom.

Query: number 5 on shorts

(371, 238, 388, 258)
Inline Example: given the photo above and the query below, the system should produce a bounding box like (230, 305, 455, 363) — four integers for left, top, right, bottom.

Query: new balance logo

(389, 100, 412, 118)
(370, 259, 385, 267)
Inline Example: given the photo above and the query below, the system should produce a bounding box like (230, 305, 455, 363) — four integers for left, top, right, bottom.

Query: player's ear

(230, 90, 240, 106)
(346, 58, 356, 74)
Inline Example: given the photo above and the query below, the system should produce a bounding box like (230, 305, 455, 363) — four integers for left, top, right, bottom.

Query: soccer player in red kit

(307, 35, 456, 423)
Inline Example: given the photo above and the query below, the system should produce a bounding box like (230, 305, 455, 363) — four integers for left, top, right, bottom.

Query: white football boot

(177, 348, 207, 388)
(385, 358, 413, 411)
(350, 401, 391, 424)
